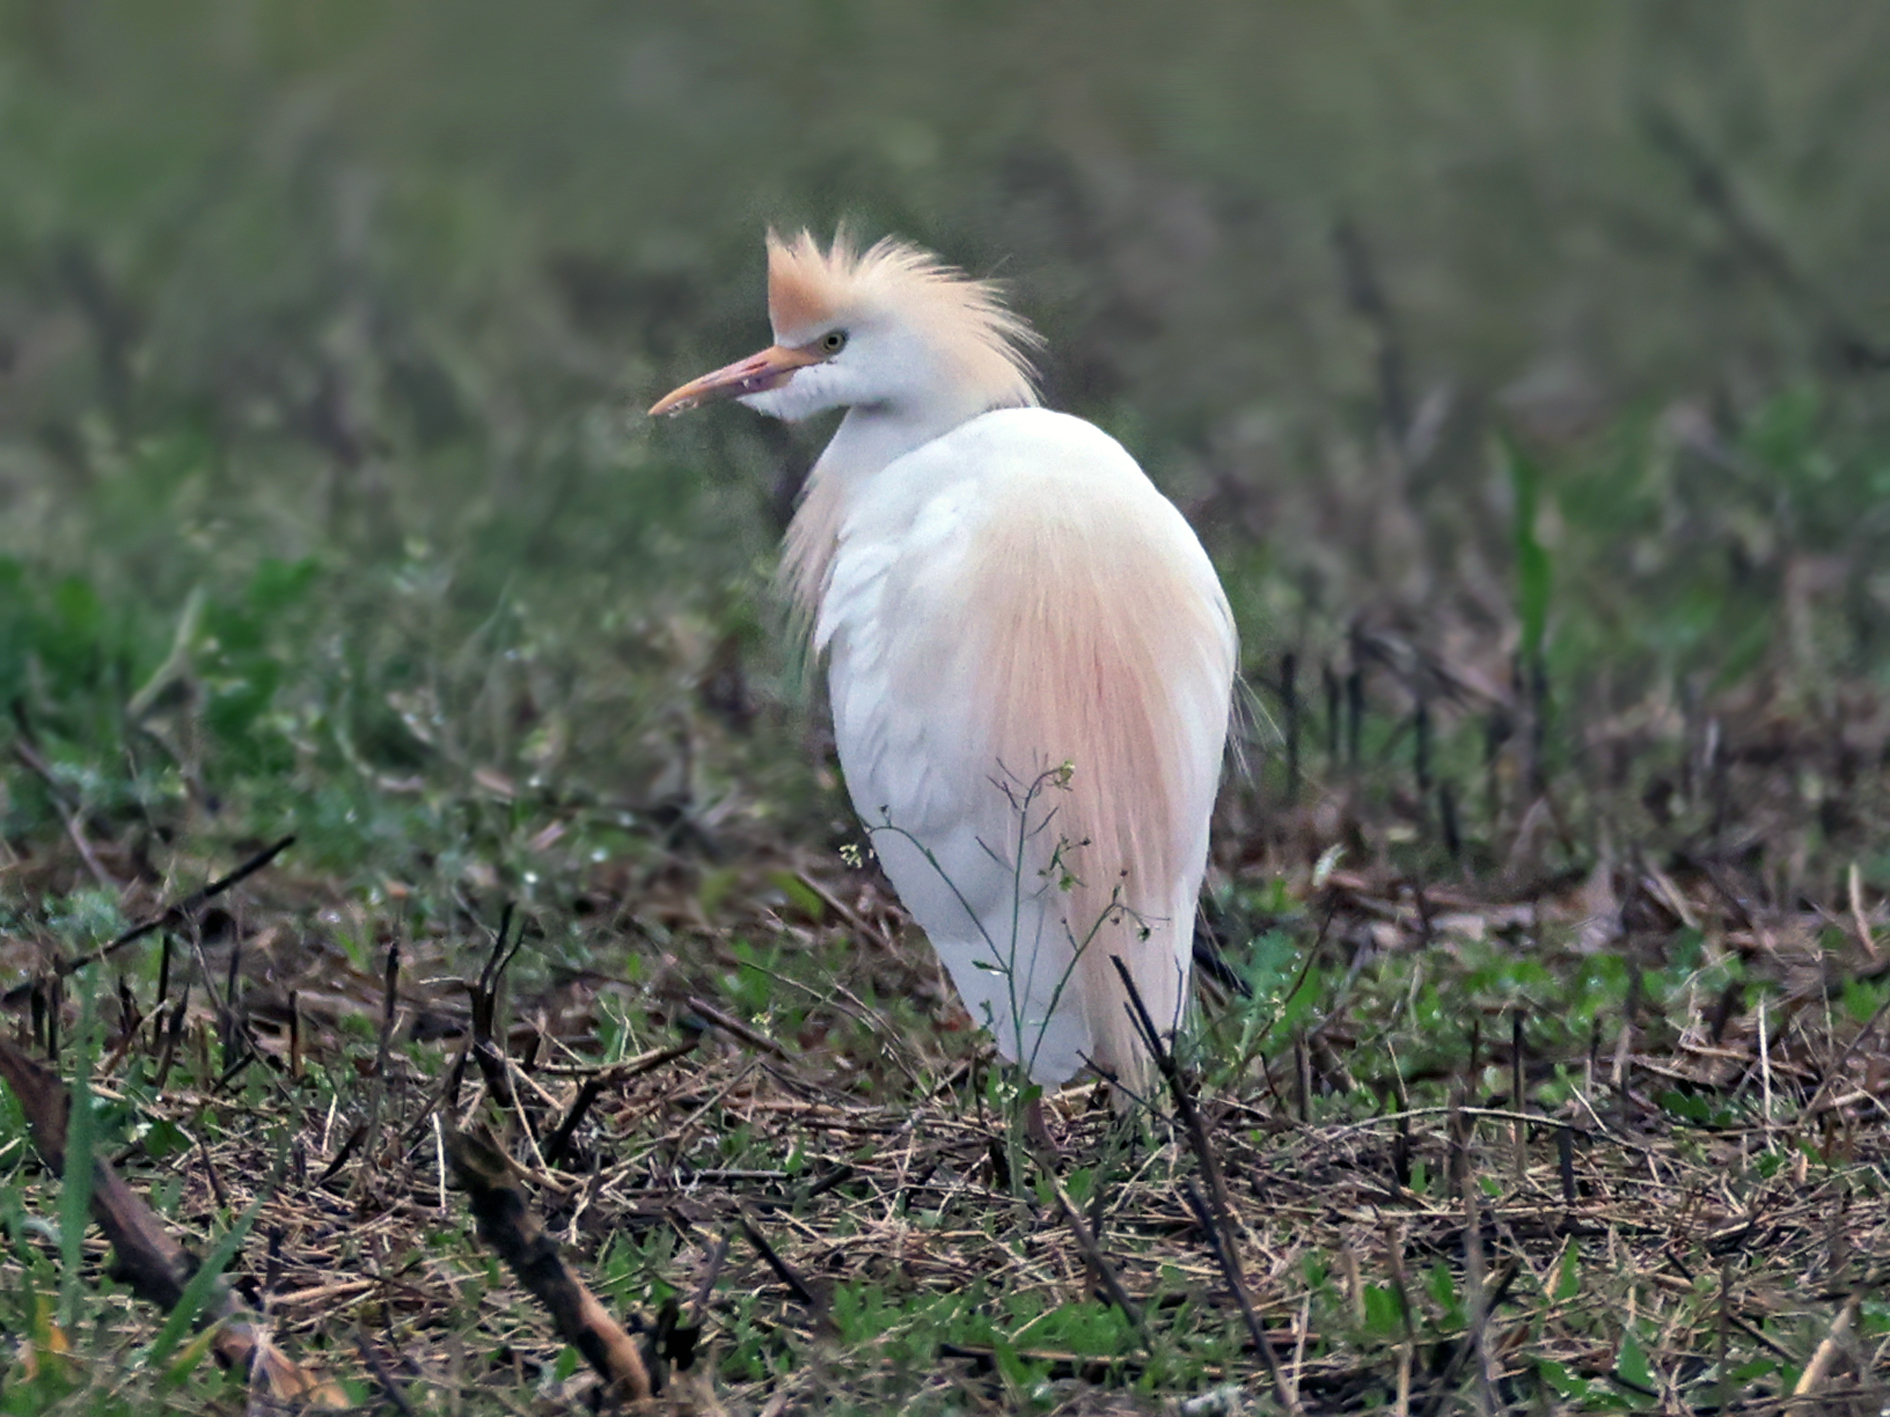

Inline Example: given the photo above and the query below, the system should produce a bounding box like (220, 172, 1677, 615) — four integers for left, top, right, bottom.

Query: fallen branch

(737, 1209, 819, 1311)
(1792, 1293, 1861, 1400)
(47, 834, 297, 981)
(0, 1037, 342, 1405)
(442, 1121, 653, 1403)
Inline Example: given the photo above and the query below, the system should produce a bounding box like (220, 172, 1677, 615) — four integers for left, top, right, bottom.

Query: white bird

(652, 232, 1236, 1095)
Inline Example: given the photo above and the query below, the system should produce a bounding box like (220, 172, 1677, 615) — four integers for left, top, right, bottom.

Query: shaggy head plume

(765, 229, 1041, 410)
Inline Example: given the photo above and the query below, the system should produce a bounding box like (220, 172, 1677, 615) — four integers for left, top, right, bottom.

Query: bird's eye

(820, 330, 847, 354)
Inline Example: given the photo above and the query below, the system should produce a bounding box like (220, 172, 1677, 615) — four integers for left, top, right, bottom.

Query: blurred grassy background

(3, 0, 1890, 897)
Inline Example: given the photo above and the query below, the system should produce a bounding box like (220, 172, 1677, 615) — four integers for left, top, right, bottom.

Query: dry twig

(442, 1121, 654, 1403)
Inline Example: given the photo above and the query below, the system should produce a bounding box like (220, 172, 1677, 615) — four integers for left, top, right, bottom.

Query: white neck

(813, 389, 991, 489)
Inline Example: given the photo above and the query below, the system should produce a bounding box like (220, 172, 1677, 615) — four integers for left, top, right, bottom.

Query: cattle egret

(652, 232, 1236, 1094)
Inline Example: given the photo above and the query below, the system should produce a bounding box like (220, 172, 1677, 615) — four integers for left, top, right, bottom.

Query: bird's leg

(1022, 1091, 1060, 1159)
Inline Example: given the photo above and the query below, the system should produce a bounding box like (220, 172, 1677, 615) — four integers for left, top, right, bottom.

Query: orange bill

(648, 344, 824, 417)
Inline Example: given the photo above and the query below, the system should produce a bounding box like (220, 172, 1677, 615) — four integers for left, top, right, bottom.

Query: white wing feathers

(814, 409, 1236, 1088)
